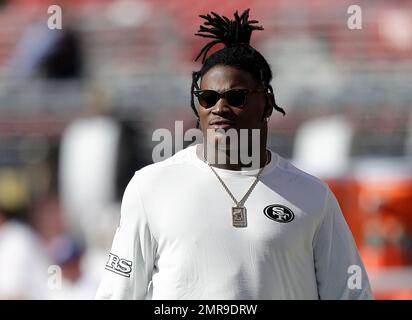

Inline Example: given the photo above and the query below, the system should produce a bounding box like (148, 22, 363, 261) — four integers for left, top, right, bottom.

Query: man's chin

(204, 132, 235, 148)
(205, 129, 238, 148)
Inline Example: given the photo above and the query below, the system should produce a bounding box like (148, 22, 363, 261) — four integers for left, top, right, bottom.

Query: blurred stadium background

(0, 0, 412, 299)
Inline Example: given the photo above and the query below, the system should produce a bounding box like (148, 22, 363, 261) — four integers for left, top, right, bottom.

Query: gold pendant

(232, 206, 247, 227)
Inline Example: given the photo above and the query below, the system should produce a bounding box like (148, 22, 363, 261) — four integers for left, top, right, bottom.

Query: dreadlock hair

(191, 9, 285, 128)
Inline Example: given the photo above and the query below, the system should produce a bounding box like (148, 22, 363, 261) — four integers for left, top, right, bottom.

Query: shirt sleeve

(95, 173, 157, 300)
(313, 187, 374, 300)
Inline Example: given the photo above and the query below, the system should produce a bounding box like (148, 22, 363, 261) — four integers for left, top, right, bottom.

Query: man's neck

(196, 143, 270, 171)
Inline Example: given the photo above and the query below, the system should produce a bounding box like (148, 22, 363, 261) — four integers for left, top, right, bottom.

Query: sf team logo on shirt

(264, 205, 295, 223)
(105, 253, 133, 277)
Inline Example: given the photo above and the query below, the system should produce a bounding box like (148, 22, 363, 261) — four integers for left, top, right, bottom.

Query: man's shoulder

(270, 153, 333, 219)
(274, 153, 330, 194)
(133, 145, 197, 180)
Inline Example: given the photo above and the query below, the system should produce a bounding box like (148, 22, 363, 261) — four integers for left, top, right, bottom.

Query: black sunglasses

(194, 89, 266, 109)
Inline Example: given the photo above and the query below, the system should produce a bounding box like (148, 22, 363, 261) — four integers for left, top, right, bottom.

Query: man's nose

(211, 97, 230, 114)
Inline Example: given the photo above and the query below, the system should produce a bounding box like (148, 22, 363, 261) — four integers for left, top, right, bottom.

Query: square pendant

(232, 206, 247, 227)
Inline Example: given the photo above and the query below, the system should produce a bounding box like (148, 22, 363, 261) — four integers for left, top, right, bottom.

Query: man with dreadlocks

(96, 9, 373, 300)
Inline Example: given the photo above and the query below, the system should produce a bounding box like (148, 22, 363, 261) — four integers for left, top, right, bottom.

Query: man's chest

(144, 181, 319, 257)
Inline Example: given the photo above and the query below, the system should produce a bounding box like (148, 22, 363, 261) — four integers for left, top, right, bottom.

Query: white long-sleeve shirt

(95, 144, 373, 300)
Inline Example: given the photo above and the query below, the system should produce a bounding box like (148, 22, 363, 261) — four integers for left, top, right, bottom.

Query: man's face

(197, 65, 272, 149)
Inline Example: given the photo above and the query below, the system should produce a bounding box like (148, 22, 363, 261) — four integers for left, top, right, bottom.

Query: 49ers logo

(105, 253, 133, 277)
(263, 205, 294, 223)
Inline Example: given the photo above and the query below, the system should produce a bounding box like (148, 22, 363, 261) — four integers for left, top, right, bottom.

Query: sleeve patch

(105, 253, 133, 278)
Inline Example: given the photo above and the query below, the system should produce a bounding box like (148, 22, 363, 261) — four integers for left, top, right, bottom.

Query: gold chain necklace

(203, 150, 269, 228)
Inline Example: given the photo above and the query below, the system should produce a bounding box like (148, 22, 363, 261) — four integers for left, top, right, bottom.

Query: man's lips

(209, 120, 235, 129)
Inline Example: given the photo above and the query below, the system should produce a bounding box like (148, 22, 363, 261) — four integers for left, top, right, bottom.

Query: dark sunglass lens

(226, 90, 247, 107)
(197, 91, 218, 108)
